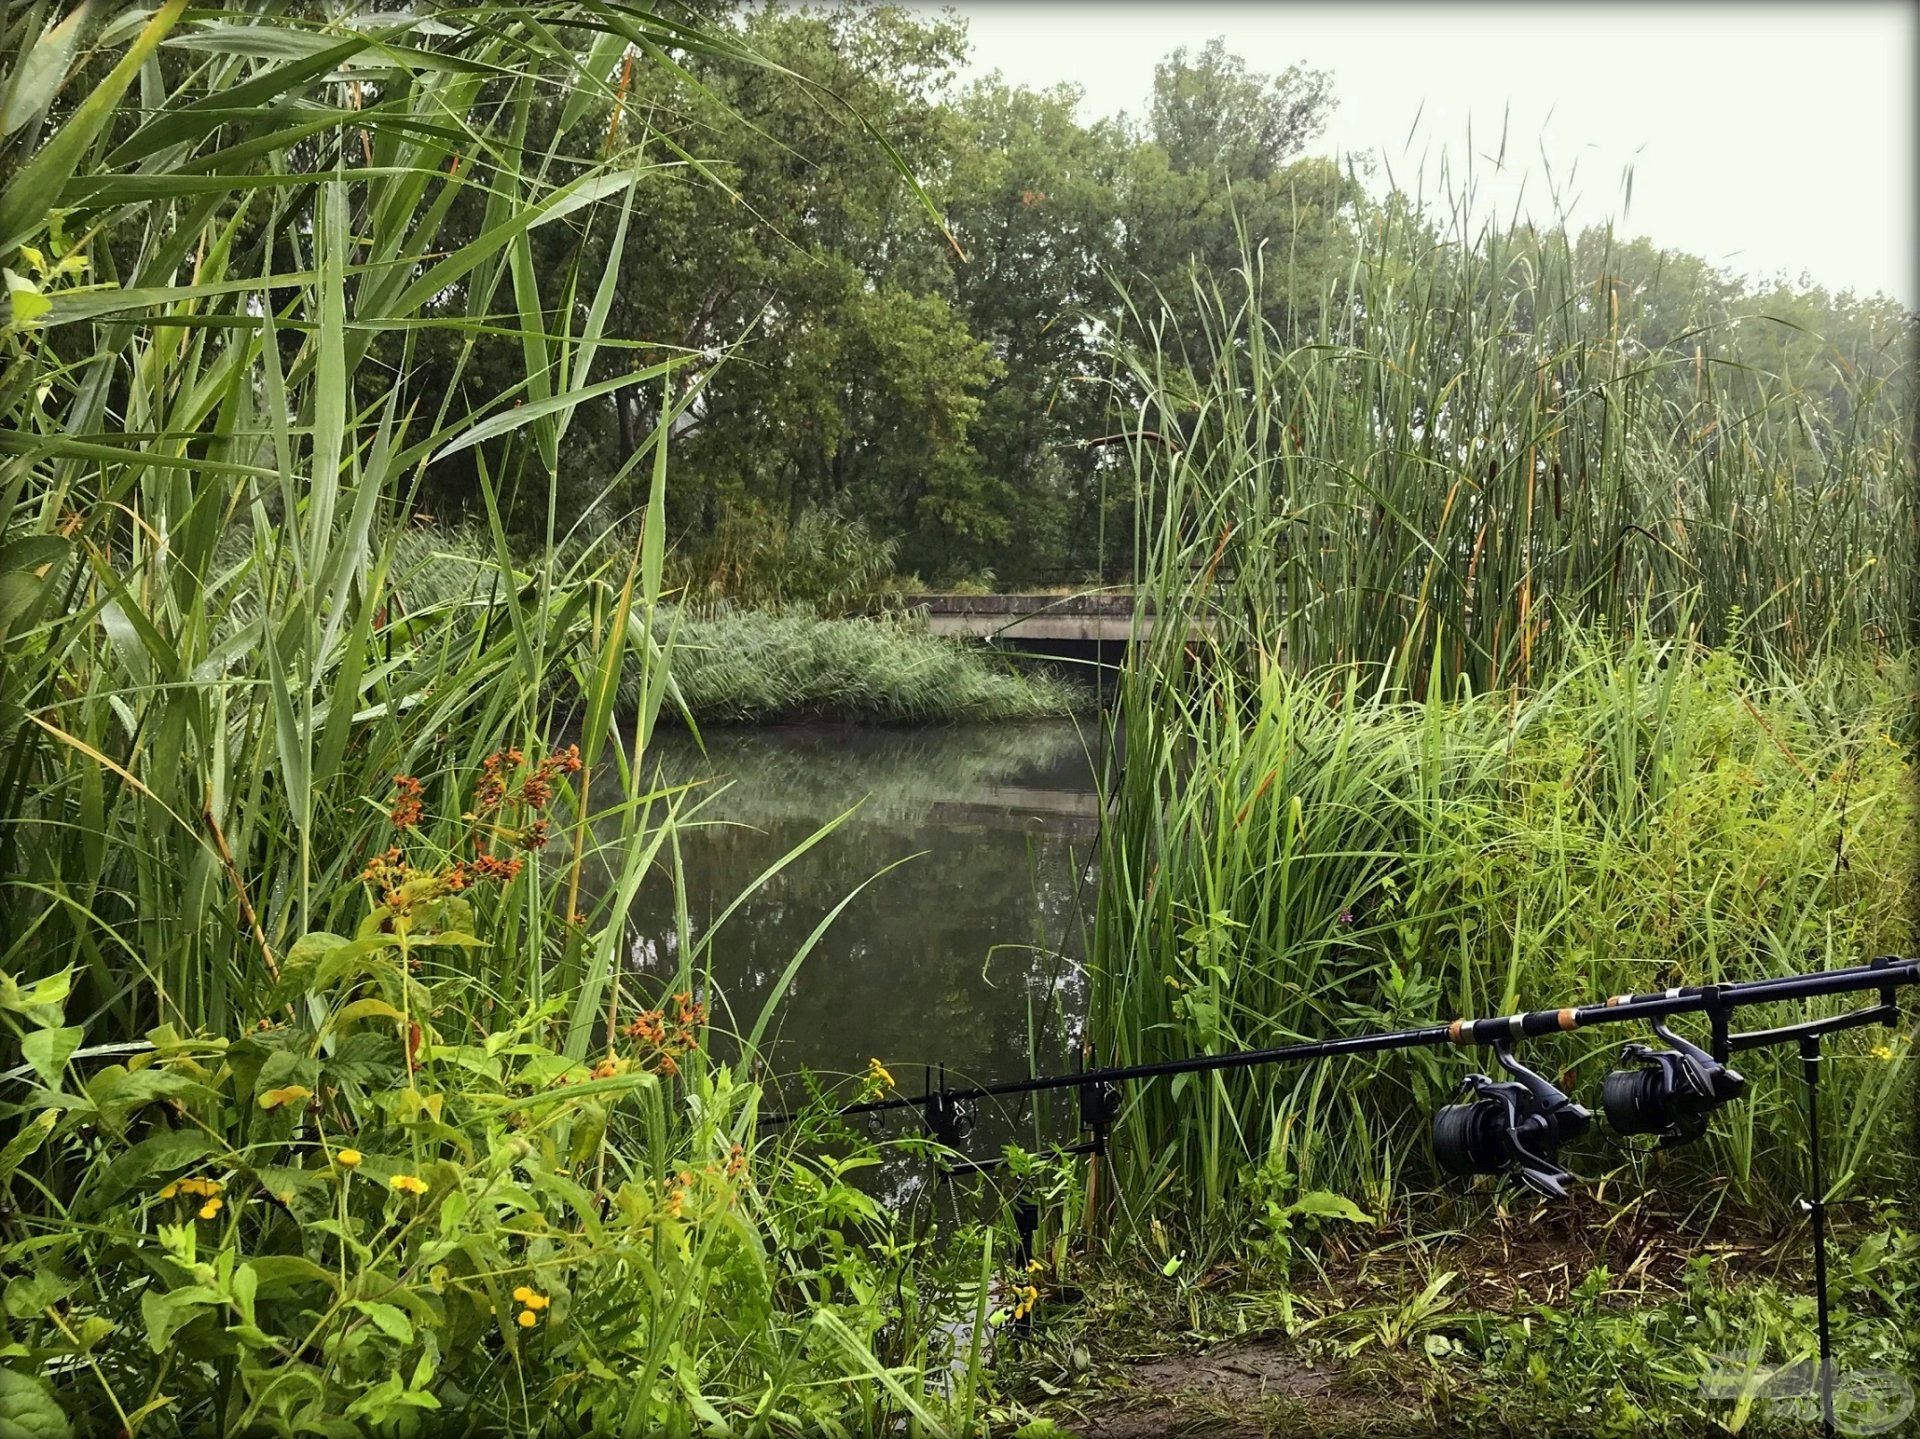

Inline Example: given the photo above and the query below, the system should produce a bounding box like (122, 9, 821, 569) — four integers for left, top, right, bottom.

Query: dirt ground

(1039, 1206, 1806, 1438)
(1059, 1338, 1424, 1438)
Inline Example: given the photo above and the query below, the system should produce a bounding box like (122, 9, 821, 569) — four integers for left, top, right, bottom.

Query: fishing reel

(1602, 1021, 1746, 1146)
(1433, 1042, 1591, 1199)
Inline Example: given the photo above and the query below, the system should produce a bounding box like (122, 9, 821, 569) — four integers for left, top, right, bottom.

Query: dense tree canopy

(405, 1, 1913, 586)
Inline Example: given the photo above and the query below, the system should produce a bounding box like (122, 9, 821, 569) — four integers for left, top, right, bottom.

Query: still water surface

(622, 720, 1101, 1121)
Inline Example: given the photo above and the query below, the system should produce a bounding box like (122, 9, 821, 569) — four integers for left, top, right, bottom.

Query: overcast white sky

(929, 2, 1916, 305)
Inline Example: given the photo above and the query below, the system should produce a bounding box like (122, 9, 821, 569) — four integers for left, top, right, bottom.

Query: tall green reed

(1092, 202, 1916, 1243)
(1110, 199, 1913, 692)
(0, 8, 1006, 1432)
(0, 3, 739, 1037)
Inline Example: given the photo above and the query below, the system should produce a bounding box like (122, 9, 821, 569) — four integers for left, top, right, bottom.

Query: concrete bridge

(905, 591, 1155, 644)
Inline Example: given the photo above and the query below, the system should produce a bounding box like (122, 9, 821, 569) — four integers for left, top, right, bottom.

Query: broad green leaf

(350, 1300, 415, 1344)
(140, 1285, 220, 1355)
(0, 1110, 58, 1185)
(20, 1027, 81, 1089)
(251, 1051, 320, 1111)
(94, 1131, 218, 1206)
(2, 268, 48, 324)
(265, 932, 350, 1009)
(244, 1255, 338, 1298)
(4, 1270, 76, 1320)
(1285, 1190, 1372, 1226)
(0, 1367, 72, 1439)
(0, 967, 71, 1022)
(327, 998, 408, 1028)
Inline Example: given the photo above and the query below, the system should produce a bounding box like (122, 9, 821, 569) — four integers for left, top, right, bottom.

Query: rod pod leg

(1799, 1033, 1835, 1439)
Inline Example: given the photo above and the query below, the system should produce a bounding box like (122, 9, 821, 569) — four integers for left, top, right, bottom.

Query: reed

(1090, 205, 1917, 1245)
(0, 8, 997, 1432)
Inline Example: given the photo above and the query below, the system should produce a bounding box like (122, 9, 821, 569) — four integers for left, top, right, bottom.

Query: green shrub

(659, 607, 1084, 724)
(0, 791, 973, 1436)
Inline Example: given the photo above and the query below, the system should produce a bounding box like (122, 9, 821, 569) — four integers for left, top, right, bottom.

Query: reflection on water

(619, 721, 1101, 1133)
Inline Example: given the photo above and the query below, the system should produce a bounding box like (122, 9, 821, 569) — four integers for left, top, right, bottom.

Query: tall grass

(1093, 638, 1914, 1231)
(1111, 201, 1913, 692)
(0, 8, 1002, 1432)
(663, 606, 1083, 723)
(1, 2, 706, 1037)
(1091, 209, 1917, 1243)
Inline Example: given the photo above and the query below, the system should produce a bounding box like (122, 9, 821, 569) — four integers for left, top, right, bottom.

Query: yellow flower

(513, 1285, 535, 1304)
(336, 1148, 362, 1167)
(159, 1182, 179, 1200)
(198, 1198, 224, 1220)
(258, 1084, 313, 1112)
(524, 1292, 550, 1311)
(390, 1174, 429, 1196)
(517, 1309, 538, 1328)
(863, 1057, 895, 1098)
(1870, 1044, 1895, 1061)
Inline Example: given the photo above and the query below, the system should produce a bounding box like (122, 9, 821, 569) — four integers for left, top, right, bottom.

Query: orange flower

(360, 846, 407, 889)
(467, 854, 523, 885)
(625, 1010, 666, 1046)
(389, 774, 425, 829)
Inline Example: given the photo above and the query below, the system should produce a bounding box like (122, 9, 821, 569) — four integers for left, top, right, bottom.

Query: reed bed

(662, 606, 1082, 724)
(0, 8, 996, 1432)
(1091, 218, 1917, 1245)
(1109, 204, 1913, 692)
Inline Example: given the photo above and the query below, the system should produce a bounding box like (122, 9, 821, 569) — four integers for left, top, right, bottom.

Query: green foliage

(663, 606, 1083, 724)
(0, 901, 979, 1435)
(1450, 1223, 1920, 1436)
(667, 505, 903, 615)
(1093, 634, 1917, 1235)
(0, 9, 1008, 1429)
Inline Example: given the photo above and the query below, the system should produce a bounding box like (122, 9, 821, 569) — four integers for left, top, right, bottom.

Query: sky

(933, 2, 1917, 306)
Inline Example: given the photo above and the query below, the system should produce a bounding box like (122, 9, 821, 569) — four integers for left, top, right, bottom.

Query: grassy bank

(1092, 638, 1915, 1230)
(1091, 225, 1916, 1250)
(661, 606, 1083, 724)
(378, 524, 1085, 725)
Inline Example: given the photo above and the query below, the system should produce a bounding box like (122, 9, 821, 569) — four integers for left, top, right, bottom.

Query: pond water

(620, 719, 1103, 1139)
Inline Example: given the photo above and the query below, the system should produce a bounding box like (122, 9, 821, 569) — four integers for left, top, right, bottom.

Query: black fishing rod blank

(764, 956, 1918, 1133)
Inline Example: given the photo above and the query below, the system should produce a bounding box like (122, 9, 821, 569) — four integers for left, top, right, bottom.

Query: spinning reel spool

(1602, 1020, 1746, 1145)
(1432, 1042, 1592, 1198)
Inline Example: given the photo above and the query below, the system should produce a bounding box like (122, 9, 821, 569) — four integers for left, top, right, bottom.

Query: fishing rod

(762, 955, 1917, 1439)
(765, 956, 1915, 1136)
